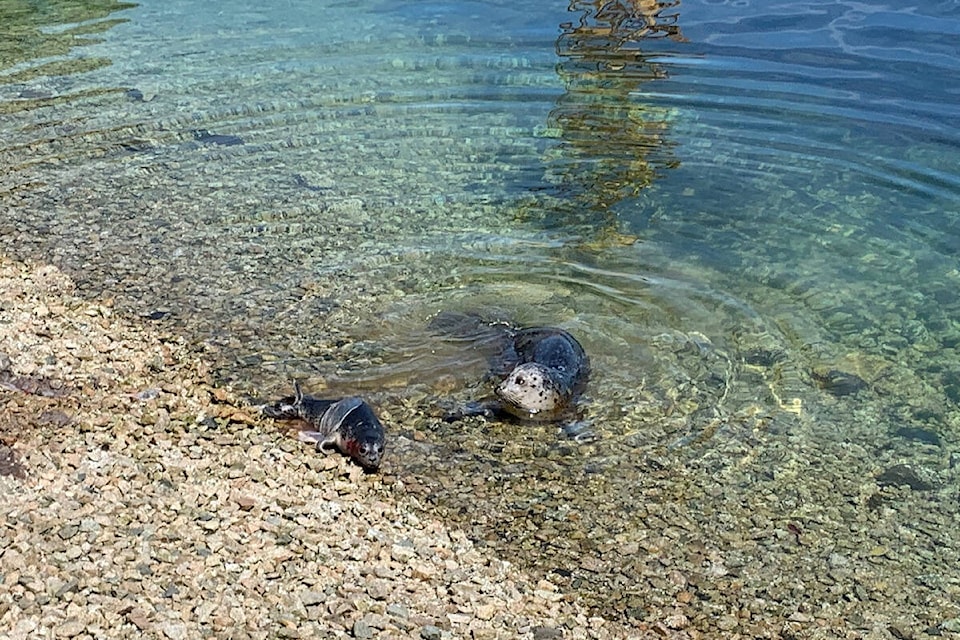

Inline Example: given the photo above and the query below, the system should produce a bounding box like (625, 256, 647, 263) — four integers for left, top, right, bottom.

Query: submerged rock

(893, 426, 941, 447)
(811, 367, 868, 396)
(876, 464, 935, 491)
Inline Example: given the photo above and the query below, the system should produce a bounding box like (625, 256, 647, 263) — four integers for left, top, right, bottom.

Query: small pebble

(160, 621, 187, 640)
(386, 603, 409, 619)
(57, 525, 79, 540)
(421, 625, 442, 640)
(717, 615, 739, 631)
(54, 618, 85, 637)
(533, 626, 563, 640)
(353, 618, 374, 639)
(300, 591, 325, 606)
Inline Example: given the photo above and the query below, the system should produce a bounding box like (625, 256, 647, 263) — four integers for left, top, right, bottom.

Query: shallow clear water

(3, 0, 960, 632)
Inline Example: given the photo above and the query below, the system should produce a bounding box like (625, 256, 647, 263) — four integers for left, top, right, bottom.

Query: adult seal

(263, 382, 386, 471)
(431, 312, 589, 424)
(494, 327, 589, 421)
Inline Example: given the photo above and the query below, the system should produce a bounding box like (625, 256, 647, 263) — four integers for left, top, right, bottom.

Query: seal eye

(514, 374, 525, 386)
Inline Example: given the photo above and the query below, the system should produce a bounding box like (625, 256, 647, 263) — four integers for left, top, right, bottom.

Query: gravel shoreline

(7, 254, 960, 640)
(0, 256, 659, 639)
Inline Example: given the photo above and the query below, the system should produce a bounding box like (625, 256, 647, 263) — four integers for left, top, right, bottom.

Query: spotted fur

(494, 328, 589, 421)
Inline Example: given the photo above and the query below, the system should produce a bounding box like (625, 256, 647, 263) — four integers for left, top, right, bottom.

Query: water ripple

(3, 0, 960, 629)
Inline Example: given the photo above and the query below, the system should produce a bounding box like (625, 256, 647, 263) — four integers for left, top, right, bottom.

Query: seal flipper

(443, 399, 508, 422)
(262, 400, 300, 420)
(561, 419, 596, 444)
(261, 381, 304, 420)
(298, 430, 341, 454)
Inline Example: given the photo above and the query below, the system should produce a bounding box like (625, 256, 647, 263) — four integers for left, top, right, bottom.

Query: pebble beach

(0, 257, 657, 639)
(2, 5, 960, 636)
(4, 251, 960, 640)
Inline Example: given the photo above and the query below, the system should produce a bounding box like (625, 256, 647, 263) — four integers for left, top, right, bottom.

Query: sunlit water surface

(2, 0, 960, 633)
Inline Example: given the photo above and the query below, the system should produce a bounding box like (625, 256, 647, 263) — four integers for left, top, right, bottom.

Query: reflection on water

(2, 0, 960, 632)
(532, 0, 684, 228)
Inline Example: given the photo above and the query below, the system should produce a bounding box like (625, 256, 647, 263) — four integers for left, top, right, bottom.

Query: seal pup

(263, 382, 386, 471)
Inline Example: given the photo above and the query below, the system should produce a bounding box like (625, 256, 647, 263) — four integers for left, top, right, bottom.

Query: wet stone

(811, 368, 868, 396)
(532, 626, 563, 640)
(742, 348, 784, 367)
(893, 426, 941, 447)
(717, 615, 739, 631)
(420, 625, 442, 640)
(943, 370, 960, 404)
(940, 618, 960, 633)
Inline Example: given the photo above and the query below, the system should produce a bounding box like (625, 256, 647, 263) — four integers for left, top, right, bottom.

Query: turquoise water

(3, 0, 960, 633)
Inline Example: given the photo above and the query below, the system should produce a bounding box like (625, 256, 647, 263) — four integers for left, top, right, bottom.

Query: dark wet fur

(263, 383, 386, 471)
(262, 391, 336, 422)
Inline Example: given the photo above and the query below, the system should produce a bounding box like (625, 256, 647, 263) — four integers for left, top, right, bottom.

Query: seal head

(319, 396, 386, 470)
(494, 327, 588, 421)
(345, 430, 386, 470)
(495, 362, 570, 421)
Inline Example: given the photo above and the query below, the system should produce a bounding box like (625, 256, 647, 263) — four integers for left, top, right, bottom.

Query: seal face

(496, 362, 568, 419)
(263, 383, 386, 471)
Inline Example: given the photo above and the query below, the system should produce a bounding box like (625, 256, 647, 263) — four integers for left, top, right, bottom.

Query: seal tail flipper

(262, 381, 311, 419)
(262, 398, 300, 419)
